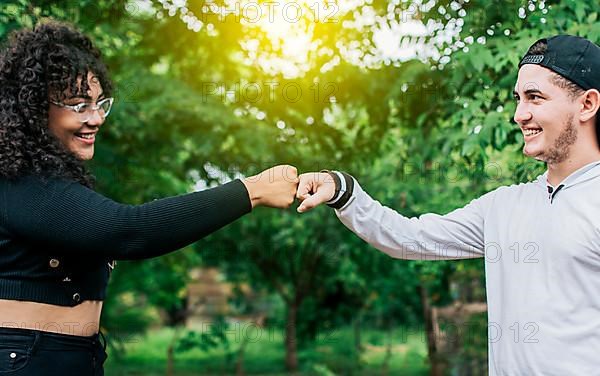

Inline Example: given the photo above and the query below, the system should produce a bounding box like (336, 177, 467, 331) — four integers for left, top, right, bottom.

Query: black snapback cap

(519, 35, 600, 91)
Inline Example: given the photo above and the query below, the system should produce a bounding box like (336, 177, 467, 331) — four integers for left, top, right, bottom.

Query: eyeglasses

(50, 97, 114, 123)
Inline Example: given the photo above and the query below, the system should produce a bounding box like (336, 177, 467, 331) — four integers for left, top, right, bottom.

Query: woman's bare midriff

(0, 299, 103, 337)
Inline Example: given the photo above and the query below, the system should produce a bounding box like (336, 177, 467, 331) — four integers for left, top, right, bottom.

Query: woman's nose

(86, 109, 104, 126)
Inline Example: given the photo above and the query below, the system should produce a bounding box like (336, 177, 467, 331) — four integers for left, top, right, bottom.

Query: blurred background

(1, 0, 598, 374)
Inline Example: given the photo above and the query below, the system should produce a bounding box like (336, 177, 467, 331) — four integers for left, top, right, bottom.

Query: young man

(296, 35, 600, 374)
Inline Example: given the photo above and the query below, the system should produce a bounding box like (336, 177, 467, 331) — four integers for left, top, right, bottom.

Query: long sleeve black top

(0, 174, 251, 306)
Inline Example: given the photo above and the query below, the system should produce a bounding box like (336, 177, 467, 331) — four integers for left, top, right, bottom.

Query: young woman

(0, 20, 298, 375)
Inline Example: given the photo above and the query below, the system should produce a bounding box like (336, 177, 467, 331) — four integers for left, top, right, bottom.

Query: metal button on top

(9, 352, 16, 359)
(49, 258, 60, 268)
(72, 293, 81, 302)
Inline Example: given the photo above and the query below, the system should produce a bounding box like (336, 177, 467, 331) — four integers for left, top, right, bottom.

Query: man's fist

(296, 172, 336, 213)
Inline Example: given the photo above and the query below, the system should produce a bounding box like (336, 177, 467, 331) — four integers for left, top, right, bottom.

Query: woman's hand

(242, 165, 299, 209)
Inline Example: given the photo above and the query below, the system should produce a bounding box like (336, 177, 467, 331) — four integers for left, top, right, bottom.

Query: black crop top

(0, 174, 252, 306)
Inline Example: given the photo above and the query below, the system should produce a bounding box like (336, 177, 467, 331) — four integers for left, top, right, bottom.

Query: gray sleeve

(334, 178, 492, 260)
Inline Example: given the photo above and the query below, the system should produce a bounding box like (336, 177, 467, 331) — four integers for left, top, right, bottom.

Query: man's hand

(296, 172, 336, 213)
(242, 165, 299, 209)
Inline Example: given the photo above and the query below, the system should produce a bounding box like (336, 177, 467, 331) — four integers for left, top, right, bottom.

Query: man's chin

(522, 147, 545, 162)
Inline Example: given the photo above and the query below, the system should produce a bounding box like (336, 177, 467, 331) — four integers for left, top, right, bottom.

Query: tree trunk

(352, 313, 364, 370)
(166, 327, 181, 376)
(420, 284, 446, 376)
(166, 326, 186, 376)
(381, 326, 393, 375)
(353, 313, 363, 353)
(235, 330, 248, 376)
(166, 344, 174, 376)
(285, 301, 299, 372)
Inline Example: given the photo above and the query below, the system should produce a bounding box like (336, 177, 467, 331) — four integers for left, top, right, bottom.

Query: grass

(104, 325, 430, 375)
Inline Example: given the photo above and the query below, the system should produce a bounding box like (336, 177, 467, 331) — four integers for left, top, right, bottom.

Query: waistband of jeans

(0, 326, 105, 351)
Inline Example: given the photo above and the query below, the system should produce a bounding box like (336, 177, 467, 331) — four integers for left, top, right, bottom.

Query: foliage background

(2, 0, 599, 374)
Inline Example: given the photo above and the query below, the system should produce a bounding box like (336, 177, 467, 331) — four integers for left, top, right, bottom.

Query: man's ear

(580, 89, 600, 123)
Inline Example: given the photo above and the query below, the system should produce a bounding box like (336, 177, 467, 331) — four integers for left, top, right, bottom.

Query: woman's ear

(580, 89, 600, 123)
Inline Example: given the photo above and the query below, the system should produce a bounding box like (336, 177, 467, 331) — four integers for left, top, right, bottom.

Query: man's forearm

(334, 176, 486, 261)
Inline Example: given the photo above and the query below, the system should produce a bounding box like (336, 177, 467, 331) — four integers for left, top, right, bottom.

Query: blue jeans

(0, 327, 107, 375)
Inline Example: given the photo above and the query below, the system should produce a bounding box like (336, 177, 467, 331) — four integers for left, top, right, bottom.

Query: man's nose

(513, 102, 532, 124)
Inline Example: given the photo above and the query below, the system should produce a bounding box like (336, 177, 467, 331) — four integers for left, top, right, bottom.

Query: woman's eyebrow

(86, 92, 105, 100)
(64, 96, 86, 103)
(65, 92, 105, 102)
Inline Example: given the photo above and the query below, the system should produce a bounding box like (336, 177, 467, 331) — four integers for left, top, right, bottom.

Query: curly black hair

(0, 19, 113, 188)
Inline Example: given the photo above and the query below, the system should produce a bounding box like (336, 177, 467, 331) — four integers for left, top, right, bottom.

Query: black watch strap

(321, 170, 354, 209)
(320, 170, 341, 203)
